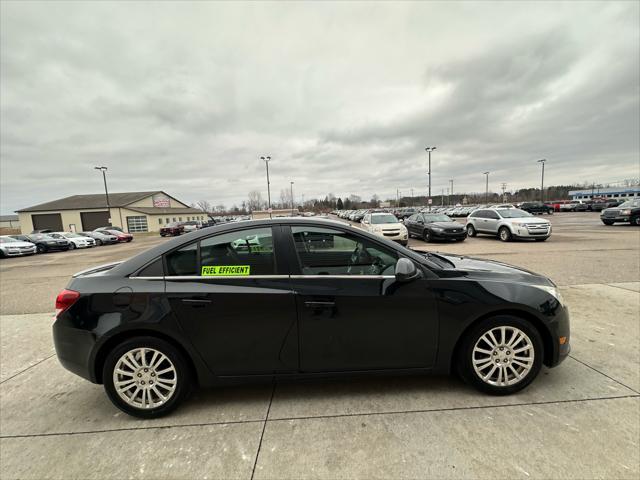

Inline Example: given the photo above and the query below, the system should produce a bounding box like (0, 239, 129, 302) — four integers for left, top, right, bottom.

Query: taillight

(55, 289, 80, 317)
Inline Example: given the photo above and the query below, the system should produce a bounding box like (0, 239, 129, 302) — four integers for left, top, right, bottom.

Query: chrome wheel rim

(500, 229, 509, 240)
(113, 347, 177, 409)
(472, 326, 534, 386)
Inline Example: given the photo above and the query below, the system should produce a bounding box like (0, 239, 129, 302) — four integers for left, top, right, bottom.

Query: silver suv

(466, 207, 552, 242)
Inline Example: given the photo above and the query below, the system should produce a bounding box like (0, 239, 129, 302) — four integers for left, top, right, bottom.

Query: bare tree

(247, 190, 263, 212)
(215, 204, 226, 213)
(196, 200, 212, 214)
(279, 188, 292, 209)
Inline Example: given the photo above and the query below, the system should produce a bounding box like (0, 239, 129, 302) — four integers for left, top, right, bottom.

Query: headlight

(534, 285, 564, 304)
(621, 209, 631, 215)
(432, 227, 444, 232)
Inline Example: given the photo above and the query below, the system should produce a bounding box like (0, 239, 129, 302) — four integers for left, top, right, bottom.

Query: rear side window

(470, 210, 484, 218)
(165, 227, 276, 277)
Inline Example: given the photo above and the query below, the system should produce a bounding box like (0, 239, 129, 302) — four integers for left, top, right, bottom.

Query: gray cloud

(1, 1, 638, 214)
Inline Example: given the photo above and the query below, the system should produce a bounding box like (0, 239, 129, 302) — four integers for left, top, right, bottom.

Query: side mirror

(395, 258, 421, 282)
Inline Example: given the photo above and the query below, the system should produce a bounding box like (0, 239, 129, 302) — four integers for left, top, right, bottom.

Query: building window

(159, 218, 163, 224)
(126, 216, 148, 233)
(173, 217, 176, 222)
(166, 218, 169, 224)
(179, 217, 182, 221)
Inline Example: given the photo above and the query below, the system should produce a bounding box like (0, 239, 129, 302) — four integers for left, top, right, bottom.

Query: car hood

(507, 218, 550, 225)
(1, 241, 34, 248)
(373, 223, 404, 229)
(428, 222, 462, 229)
(437, 253, 553, 286)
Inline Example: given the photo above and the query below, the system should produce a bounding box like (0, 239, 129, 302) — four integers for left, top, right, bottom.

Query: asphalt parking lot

(1, 212, 639, 479)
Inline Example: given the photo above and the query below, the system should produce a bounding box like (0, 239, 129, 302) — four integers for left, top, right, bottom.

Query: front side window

(292, 226, 397, 276)
(497, 209, 531, 219)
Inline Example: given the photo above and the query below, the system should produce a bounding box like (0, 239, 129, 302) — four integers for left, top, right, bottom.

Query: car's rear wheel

(422, 230, 432, 242)
(602, 220, 614, 225)
(498, 227, 512, 242)
(103, 337, 191, 418)
(457, 316, 543, 395)
(466, 224, 477, 237)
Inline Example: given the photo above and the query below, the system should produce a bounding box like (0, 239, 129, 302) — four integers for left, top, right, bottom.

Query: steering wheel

(347, 245, 379, 275)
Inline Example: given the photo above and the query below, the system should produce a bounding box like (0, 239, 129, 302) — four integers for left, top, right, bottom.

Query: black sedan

(53, 218, 570, 418)
(11, 233, 70, 253)
(405, 213, 467, 242)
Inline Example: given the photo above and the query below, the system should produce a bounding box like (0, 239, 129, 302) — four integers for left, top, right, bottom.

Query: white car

(466, 207, 551, 242)
(49, 232, 96, 249)
(361, 212, 408, 246)
(0, 235, 37, 257)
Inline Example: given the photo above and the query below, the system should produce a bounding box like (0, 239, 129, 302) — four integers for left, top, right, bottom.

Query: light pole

(537, 159, 546, 203)
(260, 156, 272, 217)
(290, 181, 295, 215)
(410, 188, 414, 206)
(483, 172, 490, 204)
(94, 166, 111, 224)
(449, 179, 454, 206)
(425, 146, 436, 210)
(501, 183, 507, 203)
(396, 188, 399, 208)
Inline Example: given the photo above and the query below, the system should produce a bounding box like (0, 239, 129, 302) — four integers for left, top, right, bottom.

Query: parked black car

(591, 200, 623, 212)
(519, 202, 554, 215)
(53, 218, 569, 418)
(11, 233, 70, 253)
(600, 199, 640, 225)
(405, 213, 467, 242)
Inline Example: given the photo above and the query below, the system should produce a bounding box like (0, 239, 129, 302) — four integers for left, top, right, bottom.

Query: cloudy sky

(1, 1, 638, 213)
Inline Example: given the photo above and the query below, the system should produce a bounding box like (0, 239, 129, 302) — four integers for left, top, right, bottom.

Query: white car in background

(49, 232, 96, 249)
(466, 207, 552, 242)
(361, 212, 409, 246)
(0, 236, 37, 258)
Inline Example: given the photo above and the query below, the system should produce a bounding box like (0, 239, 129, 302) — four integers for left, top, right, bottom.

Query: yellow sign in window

(201, 265, 251, 276)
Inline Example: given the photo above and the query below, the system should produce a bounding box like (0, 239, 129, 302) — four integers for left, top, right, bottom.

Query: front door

(285, 225, 439, 372)
(165, 226, 298, 375)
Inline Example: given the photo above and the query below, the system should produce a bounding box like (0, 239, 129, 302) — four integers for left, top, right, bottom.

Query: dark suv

(519, 202, 554, 215)
(600, 199, 640, 226)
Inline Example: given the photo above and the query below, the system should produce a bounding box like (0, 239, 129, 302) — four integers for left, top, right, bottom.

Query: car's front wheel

(422, 230, 432, 242)
(457, 316, 543, 395)
(103, 337, 192, 418)
(602, 220, 614, 225)
(36, 244, 46, 254)
(498, 226, 512, 242)
(96, 239, 103, 246)
(69, 242, 76, 250)
(632, 216, 640, 226)
(466, 224, 477, 237)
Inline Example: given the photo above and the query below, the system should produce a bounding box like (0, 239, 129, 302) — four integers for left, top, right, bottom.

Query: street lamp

(260, 156, 272, 217)
(449, 179, 454, 206)
(537, 159, 546, 203)
(483, 172, 490, 204)
(94, 166, 111, 225)
(425, 146, 436, 210)
(290, 181, 295, 215)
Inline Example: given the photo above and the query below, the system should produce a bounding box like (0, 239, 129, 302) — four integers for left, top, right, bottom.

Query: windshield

(29, 234, 53, 240)
(497, 209, 532, 218)
(371, 214, 399, 224)
(422, 214, 452, 222)
(619, 200, 640, 208)
(0, 237, 19, 243)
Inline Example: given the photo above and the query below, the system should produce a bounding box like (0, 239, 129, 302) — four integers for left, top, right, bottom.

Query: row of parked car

(0, 227, 133, 258)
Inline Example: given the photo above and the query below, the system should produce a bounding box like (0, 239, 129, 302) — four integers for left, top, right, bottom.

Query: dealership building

(16, 191, 207, 234)
(568, 186, 640, 201)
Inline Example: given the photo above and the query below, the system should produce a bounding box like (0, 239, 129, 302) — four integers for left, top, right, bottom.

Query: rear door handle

(304, 301, 336, 308)
(182, 298, 212, 304)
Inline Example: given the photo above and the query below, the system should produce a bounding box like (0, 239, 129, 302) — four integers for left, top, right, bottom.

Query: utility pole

(483, 172, 490, 204)
(449, 179, 454, 206)
(441, 188, 444, 206)
(94, 166, 111, 225)
(290, 181, 295, 215)
(425, 146, 436, 211)
(537, 159, 546, 203)
(260, 156, 272, 217)
(410, 188, 414, 206)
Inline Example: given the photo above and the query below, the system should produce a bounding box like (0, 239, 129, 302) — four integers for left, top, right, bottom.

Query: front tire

(69, 243, 76, 250)
(422, 229, 432, 242)
(457, 316, 544, 395)
(466, 224, 477, 237)
(36, 244, 46, 254)
(498, 226, 512, 242)
(632, 216, 640, 226)
(96, 239, 103, 246)
(602, 220, 614, 226)
(103, 337, 192, 418)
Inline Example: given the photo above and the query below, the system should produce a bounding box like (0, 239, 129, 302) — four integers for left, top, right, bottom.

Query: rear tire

(103, 336, 192, 419)
(457, 315, 544, 395)
(498, 227, 512, 242)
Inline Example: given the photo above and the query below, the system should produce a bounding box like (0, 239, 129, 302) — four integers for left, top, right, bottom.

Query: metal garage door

(80, 211, 110, 231)
(31, 213, 63, 232)
(126, 216, 148, 232)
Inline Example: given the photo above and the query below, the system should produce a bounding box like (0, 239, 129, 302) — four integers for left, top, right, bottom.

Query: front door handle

(304, 301, 336, 308)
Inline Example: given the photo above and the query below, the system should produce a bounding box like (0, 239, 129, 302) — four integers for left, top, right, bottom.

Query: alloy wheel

(472, 326, 534, 386)
(112, 347, 178, 409)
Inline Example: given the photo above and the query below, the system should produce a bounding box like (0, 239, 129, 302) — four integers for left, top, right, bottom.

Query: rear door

(285, 224, 439, 372)
(164, 225, 298, 375)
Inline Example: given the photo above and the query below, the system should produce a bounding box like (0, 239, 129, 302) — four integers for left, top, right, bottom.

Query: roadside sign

(428, 198, 432, 205)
